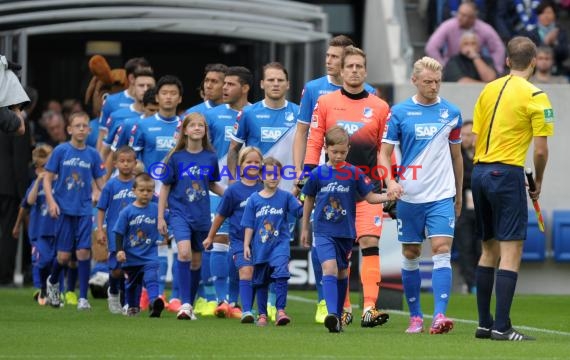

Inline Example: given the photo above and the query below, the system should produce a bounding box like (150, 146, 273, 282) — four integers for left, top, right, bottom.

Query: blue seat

(523, 210, 546, 261)
(552, 210, 570, 262)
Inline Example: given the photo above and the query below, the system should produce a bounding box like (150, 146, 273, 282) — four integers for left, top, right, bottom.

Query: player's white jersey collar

(411, 95, 441, 106)
(262, 99, 288, 110)
(154, 113, 180, 122)
(124, 89, 134, 100)
(326, 75, 342, 87)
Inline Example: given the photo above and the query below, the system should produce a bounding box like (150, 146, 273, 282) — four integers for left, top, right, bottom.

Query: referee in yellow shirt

(471, 36, 554, 341)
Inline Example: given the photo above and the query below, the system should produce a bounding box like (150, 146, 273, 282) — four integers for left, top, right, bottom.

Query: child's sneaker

(46, 275, 60, 308)
(149, 297, 165, 318)
(405, 316, 424, 333)
(177, 303, 194, 320)
(267, 304, 277, 322)
(429, 313, 454, 334)
(256, 314, 268, 327)
(361, 307, 389, 328)
(241, 311, 255, 324)
(275, 310, 291, 326)
(193, 297, 207, 315)
(315, 299, 327, 324)
(77, 298, 91, 310)
(107, 288, 122, 314)
(341, 311, 353, 327)
(127, 307, 140, 317)
(214, 301, 230, 318)
(168, 298, 181, 313)
(65, 291, 78, 306)
(324, 314, 341, 333)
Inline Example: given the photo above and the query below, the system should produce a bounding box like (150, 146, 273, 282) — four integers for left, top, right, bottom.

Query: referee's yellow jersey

(473, 74, 555, 166)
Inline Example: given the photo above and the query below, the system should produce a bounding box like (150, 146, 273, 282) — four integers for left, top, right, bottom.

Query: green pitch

(1, 289, 569, 359)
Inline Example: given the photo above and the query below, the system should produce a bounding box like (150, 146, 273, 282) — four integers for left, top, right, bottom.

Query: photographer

(0, 55, 29, 135)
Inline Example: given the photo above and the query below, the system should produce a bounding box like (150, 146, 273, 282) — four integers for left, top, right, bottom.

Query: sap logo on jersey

(414, 123, 443, 140)
(156, 136, 176, 150)
(336, 121, 364, 135)
(224, 126, 233, 141)
(261, 127, 288, 142)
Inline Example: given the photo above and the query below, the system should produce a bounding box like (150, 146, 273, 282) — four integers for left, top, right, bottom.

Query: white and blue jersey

(184, 100, 217, 116)
(45, 142, 105, 216)
(302, 164, 373, 239)
(87, 118, 99, 148)
(22, 179, 56, 240)
(96, 178, 137, 252)
(230, 100, 298, 154)
(296, 75, 377, 124)
(217, 181, 263, 253)
(382, 96, 462, 203)
(104, 104, 143, 147)
(111, 115, 142, 152)
(205, 104, 248, 159)
(240, 189, 302, 264)
(100, 90, 135, 132)
(162, 149, 220, 231)
(112, 203, 160, 267)
(130, 113, 181, 169)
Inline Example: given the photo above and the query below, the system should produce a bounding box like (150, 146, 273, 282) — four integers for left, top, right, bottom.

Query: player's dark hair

(204, 63, 228, 75)
(142, 87, 158, 106)
(113, 145, 136, 162)
(263, 62, 289, 81)
(329, 35, 354, 48)
(536, 0, 557, 16)
(507, 36, 537, 71)
(125, 57, 151, 76)
(133, 172, 154, 188)
(133, 68, 154, 79)
(156, 75, 184, 96)
(226, 66, 253, 89)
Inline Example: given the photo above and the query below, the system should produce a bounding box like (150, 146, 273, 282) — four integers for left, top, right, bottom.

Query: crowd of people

(0, 1, 557, 339)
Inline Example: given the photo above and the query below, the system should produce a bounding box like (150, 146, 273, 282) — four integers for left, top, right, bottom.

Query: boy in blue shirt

(242, 157, 303, 326)
(301, 126, 397, 332)
(44, 111, 106, 310)
(96, 146, 138, 314)
(114, 173, 165, 317)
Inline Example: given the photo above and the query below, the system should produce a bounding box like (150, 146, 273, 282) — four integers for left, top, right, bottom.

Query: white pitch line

(287, 294, 570, 337)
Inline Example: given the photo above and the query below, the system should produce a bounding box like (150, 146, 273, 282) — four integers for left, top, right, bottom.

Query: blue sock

(66, 266, 78, 292)
(337, 277, 348, 316)
(494, 269, 518, 332)
(190, 268, 201, 305)
(177, 260, 191, 304)
(239, 279, 254, 312)
(77, 260, 90, 299)
(322, 275, 338, 315)
(58, 270, 65, 293)
(198, 251, 211, 299)
(170, 256, 179, 300)
(227, 254, 239, 305)
(268, 283, 276, 306)
(211, 249, 229, 302)
(402, 269, 422, 317)
(158, 255, 168, 296)
(119, 277, 125, 306)
(476, 265, 495, 328)
(109, 274, 120, 295)
(32, 262, 41, 288)
(274, 278, 288, 310)
(144, 266, 160, 303)
(432, 267, 452, 316)
(312, 248, 324, 302)
(256, 286, 268, 315)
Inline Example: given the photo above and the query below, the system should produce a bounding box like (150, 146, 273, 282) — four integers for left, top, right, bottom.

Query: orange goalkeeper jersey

(304, 89, 390, 190)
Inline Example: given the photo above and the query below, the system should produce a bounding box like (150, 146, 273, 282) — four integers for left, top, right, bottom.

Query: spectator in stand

(43, 111, 68, 147)
(426, 0, 490, 34)
(529, 46, 570, 83)
(495, 0, 541, 43)
(525, 0, 568, 75)
(443, 32, 497, 83)
(425, 1, 505, 74)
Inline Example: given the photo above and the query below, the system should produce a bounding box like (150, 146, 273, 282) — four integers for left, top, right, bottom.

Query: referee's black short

(471, 163, 528, 241)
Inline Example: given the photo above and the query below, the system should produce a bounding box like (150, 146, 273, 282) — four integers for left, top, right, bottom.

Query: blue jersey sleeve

(356, 171, 374, 198)
(112, 207, 129, 237)
(161, 154, 177, 185)
(130, 123, 144, 152)
(99, 98, 114, 131)
(287, 192, 303, 218)
(296, 85, 315, 124)
(90, 149, 106, 180)
(216, 187, 235, 218)
(301, 168, 320, 197)
(209, 153, 220, 182)
(45, 144, 63, 174)
(96, 181, 112, 210)
(240, 196, 256, 229)
(231, 110, 248, 144)
(383, 111, 401, 144)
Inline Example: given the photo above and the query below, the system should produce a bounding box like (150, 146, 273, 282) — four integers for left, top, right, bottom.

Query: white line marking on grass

(287, 294, 570, 337)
